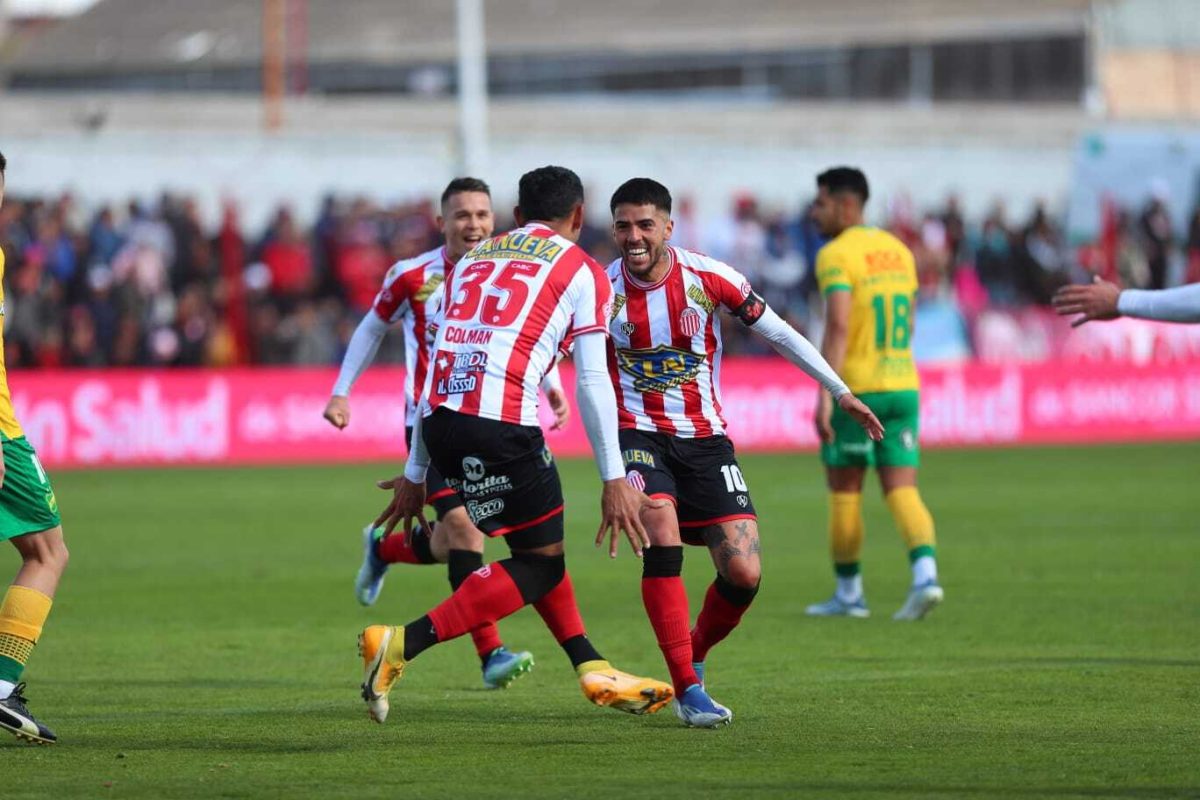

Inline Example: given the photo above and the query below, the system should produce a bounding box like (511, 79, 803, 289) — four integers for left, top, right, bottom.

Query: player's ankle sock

(532, 571, 602, 667)
(446, 549, 505, 660)
(376, 526, 436, 565)
(691, 573, 758, 664)
(909, 545, 938, 586)
(574, 659, 613, 678)
(641, 546, 699, 696)
(835, 562, 864, 603)
(830, 492, 864, 582)
(886, 487, 936, 574)
(0, 586, 52, 692)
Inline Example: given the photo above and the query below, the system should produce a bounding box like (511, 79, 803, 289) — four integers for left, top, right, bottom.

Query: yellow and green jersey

(815, 226, 919, 394)
(0, 247, 25, 441)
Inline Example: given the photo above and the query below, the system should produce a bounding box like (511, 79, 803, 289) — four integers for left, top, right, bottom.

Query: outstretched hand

(373, 475, 429, 541)
(1052, 276, 1122, 327)
(595, 479, 668, 559)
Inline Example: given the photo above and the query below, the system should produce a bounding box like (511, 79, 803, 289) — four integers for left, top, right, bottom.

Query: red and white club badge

(679, 307, 702, 337)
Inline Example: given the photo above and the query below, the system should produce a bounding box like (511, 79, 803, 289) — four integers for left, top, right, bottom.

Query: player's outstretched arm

(573, 332, 662, 557)
(324, 311, 392, 428)
(1054, 277, 1200, 325)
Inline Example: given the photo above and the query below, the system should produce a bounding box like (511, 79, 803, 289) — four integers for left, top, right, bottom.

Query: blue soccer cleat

(354, 524, 389, 607)
(482, 647, 535, 689)
(673, 684, 732, 728)
(805, 594, 870, 618)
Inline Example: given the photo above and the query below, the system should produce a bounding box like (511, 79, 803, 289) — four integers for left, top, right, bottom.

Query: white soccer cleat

(892, 582, 944, 621)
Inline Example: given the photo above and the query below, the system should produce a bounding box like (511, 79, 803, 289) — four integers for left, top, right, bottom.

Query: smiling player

(605, 178, 883, 727)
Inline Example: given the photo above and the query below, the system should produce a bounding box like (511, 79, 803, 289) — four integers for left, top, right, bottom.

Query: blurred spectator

(1139, 189, 1173, 290)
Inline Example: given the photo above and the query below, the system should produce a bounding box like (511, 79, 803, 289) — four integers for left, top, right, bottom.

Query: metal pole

(455, 0, 489, 177)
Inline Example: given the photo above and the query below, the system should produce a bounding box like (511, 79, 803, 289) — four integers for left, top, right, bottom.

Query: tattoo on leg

(708, 521, 760, 576)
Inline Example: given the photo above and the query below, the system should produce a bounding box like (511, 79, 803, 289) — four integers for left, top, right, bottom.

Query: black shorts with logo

(619, 428, 757, 547)
(420, 408, 564, 550)
(405, 425, 463, 520)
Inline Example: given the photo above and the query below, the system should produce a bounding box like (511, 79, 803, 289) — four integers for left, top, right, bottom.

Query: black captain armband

(732, 291, 767, 326)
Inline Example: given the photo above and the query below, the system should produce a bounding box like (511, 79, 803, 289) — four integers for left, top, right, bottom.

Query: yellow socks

(829, 492, 864, 576)
(0, 585, 53, 686)
(575, 659, 612, 678)
(885, 486, 938, 585)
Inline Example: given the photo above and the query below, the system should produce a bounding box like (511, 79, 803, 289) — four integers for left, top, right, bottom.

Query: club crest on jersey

(679, 307, 702, 337)
(615, 345, 704, 394)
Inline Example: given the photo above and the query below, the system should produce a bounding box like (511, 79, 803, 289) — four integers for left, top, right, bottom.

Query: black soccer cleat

(0, 683, 57, 745)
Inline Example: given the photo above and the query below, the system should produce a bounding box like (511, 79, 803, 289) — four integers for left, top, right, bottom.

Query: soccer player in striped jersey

(605, 178, 883, 727)
(0, 151, 67, 745)
(807, 166, 944, 621)
(358, 166, 673, 724)
(323, 178, 568, 690)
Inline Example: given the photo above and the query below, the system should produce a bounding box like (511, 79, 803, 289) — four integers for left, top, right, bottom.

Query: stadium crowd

(1, 188, 1198, 369)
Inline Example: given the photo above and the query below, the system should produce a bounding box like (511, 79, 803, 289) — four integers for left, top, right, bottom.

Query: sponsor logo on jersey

(679, 307, 702, 337)
(435, 351, 488, 395)
(615, 345, 704, 393)
(685, 285, 715, 313)
(444, 326, 495, 345)
(413, 273, 445, 303)
(620, 321, 636, 337)
(622, 448, 656, 468)
(610, 294, 627, 321)
(468, 231, 563, 263)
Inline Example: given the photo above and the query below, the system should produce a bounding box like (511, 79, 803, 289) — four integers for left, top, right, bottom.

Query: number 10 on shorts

(720, 464, 747, 493)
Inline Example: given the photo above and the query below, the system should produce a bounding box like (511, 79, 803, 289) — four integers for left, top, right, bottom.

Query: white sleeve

(402, 398, 431, 483)
(749, 305, 850, 399)
(332, 312, 392, 397)
(540, 362, 564, 394)
(1117, 284, 1200, 323)
(573, 332, 625, 481)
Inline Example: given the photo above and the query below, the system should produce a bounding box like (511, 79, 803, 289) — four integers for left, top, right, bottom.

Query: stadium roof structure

(7, 0, 1091, 74)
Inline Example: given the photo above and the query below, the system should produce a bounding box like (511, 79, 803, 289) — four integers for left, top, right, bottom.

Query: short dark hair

(0, 151, 6, 177)
(517, 165, 584, 223)
(817, 167, 869, 204)
(609, 178, 672, 215)
(441, 176, 490, 207)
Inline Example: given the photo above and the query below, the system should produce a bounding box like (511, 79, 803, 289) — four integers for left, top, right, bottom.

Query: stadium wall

(13, 358, 1200, 470)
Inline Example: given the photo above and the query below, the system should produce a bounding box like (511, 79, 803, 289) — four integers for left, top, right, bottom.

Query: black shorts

(619, 428, 757, 547)
(420, 408, 564, 550)
(405, 425, 463, 520)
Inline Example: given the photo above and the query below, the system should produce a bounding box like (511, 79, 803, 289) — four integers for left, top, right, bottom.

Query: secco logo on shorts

(463, 456, 486, 482)
(467, 498, 505, 524)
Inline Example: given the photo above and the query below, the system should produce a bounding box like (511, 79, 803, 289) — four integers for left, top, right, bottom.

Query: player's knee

(720, 559, 761, 592)
(641, 504, 681, 547)
(507, 551, 566, 603)
(715, 571, 760, 605)
(642, 544, 684, 578)
(438, 509, 483, 552)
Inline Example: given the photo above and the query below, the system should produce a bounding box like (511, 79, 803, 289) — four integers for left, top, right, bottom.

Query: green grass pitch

(4, 443, 1198, 799)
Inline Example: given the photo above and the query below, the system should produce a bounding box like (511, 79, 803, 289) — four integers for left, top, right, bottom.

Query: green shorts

(821, 390, 921, 469)
(0, 437, 61, 542)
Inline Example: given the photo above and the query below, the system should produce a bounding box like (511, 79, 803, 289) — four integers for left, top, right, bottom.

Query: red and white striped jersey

(372, 246, 451, 426)
(606, 246, 754, 438)
(424, 224, 611, 426)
